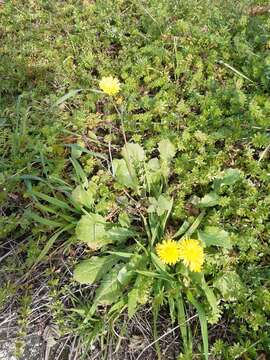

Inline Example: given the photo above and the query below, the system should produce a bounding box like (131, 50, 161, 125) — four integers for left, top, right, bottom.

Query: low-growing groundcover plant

(28, 136, 239, 359)
(72, 138, 223, 359)
(1, 0, 270, 359)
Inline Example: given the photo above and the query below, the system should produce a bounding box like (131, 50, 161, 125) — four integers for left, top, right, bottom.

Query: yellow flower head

(156, 239, 181, 265)
(178, 239, 204, 272)
(99, 76, 120, 96)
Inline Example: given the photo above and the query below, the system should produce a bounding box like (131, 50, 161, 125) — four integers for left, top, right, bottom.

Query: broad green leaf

(213, 168, 241, 191)
(117, 266, 134, 286)
(128, 254, 145, 269)
(65, 143, 108, 160)
(121, 143, 145, 164)
(117, 254, 144, 285)
(107, 226, 136, 242)
(128, 288, 139, 319)
(113, 159, 137, 189)
(199, 192, 219, 208)
(198, 226, 231, 249)
(146, 158, 162, 185)
(87, 266, 122, 317)
(156, 195, 173, 216)
(118, 212, 131, 228)
(147, 157, 160, 171)
(73, 255, 117, 284)
(93, 266, 122, 305)
(148, 195, 173, 216)
(158, 139, 176, 161)
(76, 214, 110, 250)
(213, 271, 244, 301)
(71, 142, 83, 159)
(160, 161, 170, 178)
(71, 183, 97, 208)
(147, 197, 158, 213)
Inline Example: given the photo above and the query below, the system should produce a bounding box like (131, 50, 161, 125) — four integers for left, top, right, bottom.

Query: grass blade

(70, 157, 88, 187)
(26, 211, 64, 228)
(52, 89, 83, 107)
(173, 220, 190, 239)
(181, 211, 205, 239)
(176, 293, 190, 354)
(218, 60, 255, 84)
(30, 190, 75, 212)
(34, 203, 76, 222)
(187, 291, 208, 360)
(32, 224, 74, 268)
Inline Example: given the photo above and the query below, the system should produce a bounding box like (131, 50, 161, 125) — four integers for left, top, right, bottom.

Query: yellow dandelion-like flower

(178, 239, 204, 272)
(99, 76, 120, 96)
(156, 239, 181, 265)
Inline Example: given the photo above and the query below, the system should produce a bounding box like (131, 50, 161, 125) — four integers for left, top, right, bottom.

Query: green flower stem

(112, 100, 139, 192)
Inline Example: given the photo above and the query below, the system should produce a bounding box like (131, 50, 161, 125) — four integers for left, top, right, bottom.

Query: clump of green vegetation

(0, 0, 270, 359)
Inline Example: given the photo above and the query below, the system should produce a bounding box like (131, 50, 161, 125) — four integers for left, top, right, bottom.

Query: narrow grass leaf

(30, 190, 75, 212)
(181, 211, 205, 239)
(173, 220, 190, 239)
(106, 251, 134, 258)
(187, 291, 208, 360)
(52, 89, 83, 107)
(70, 157, 88, 187)
(32, 224, 74, 268)
(135, 270, 169, 281)
(26, 211, 64, 228)
(218, 60, 255, 84)
(176, 293, 189, 354)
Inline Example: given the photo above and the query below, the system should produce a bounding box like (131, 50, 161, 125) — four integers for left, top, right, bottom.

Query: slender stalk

(112, 101, 128, 146)
(108, 124, 115, 176)
(112, 99, 139, 192)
